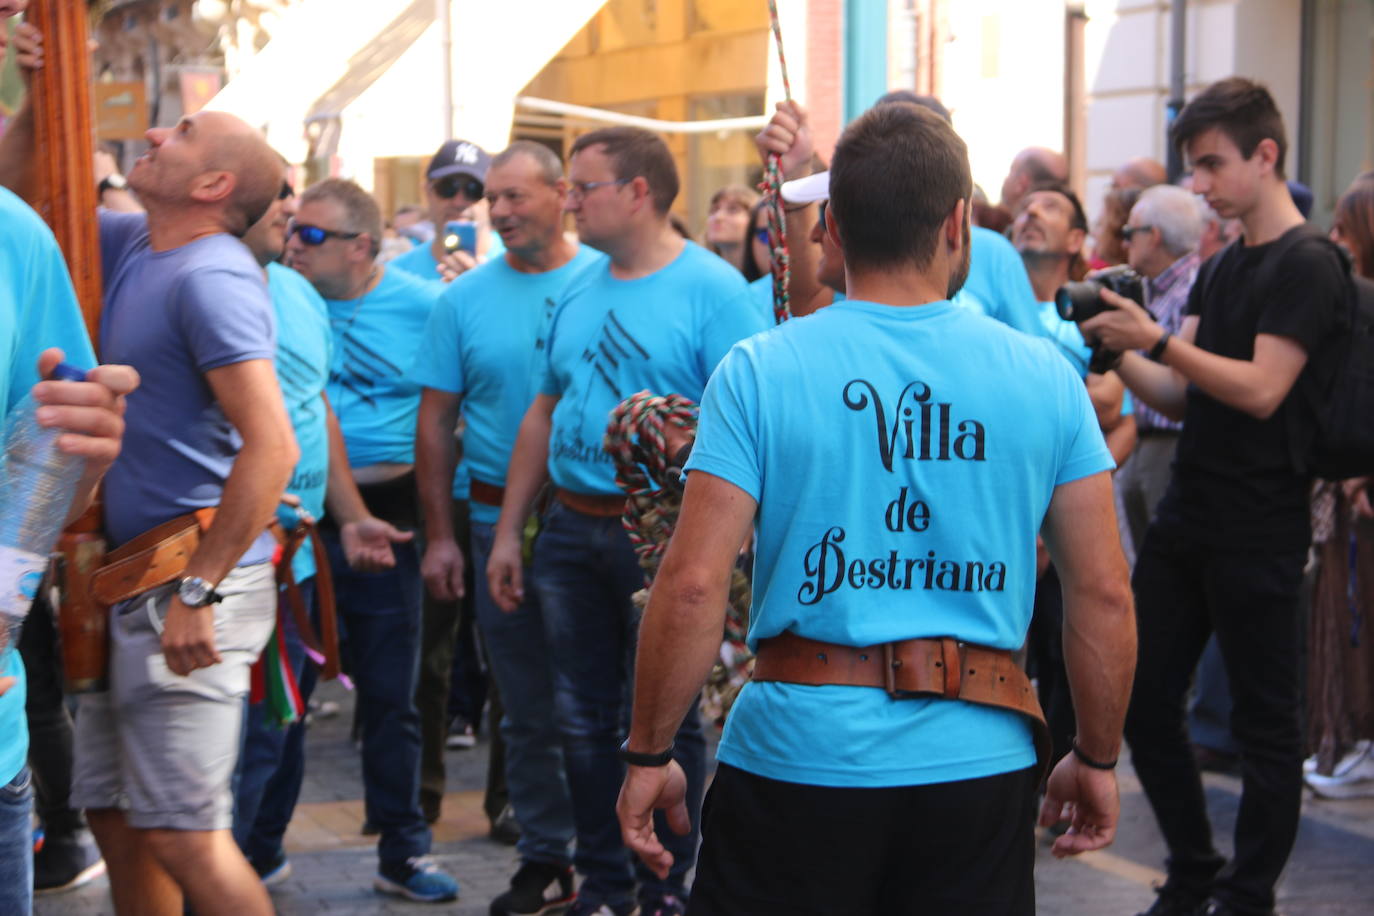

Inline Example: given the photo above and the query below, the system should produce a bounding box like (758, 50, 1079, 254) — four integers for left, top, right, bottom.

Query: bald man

(1112, 156, 1168, 191)
(1000, 146, 1069, 212)
(1, 29, 298, 916)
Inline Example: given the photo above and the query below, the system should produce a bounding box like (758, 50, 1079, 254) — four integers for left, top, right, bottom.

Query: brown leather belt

(470, 479, 505, 508)
(555, 487, 626, 518)
(88, 506, 342, 682)
(752, 631, 1051, 782)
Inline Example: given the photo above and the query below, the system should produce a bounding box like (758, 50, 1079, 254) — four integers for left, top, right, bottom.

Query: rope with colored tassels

(763, 0, 793, 325)
(604, 392, 755, 729)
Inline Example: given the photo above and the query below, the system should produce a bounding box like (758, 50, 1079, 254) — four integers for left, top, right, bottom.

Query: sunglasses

(818, 200, 828, 225)
(278, 182, 295, 200)
(286, 221, 360, 246)
(754, 227, 770, 245)
(1120, 224, 1154, 241)
(433, 175, 484, 201)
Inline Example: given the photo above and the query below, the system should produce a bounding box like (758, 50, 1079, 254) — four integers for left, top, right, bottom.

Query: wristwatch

(98, 173, 128, 196)
(177, 576, 224, 608)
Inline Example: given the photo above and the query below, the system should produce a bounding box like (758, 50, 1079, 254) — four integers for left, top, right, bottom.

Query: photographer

(1081, 78, 1347, 916)
(1112, 184, 1202, 550)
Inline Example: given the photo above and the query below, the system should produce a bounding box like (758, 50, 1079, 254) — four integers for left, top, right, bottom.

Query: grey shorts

(71, 562, 277, 831)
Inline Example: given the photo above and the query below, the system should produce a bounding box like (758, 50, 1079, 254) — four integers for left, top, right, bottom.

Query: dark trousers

(1027, 565, 1074, 766)
(19, 589, 85, 838)
(690, 763, 1037, 916)
(1124, 525, 1307, 915)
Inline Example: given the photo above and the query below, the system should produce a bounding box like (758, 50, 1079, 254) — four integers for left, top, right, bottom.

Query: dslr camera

(1054, 265, 1146, 323)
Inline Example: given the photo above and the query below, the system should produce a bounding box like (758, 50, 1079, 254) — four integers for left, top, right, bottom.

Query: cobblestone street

(36, 679, 1374, 915)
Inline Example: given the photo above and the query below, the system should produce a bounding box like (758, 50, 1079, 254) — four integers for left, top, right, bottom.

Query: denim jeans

(0, 766, 34, 915)
(531, 501, 706, 909)
(323, 528, 430, 864)
(470, 520, 574, 867)
(232, 579, 313, 865)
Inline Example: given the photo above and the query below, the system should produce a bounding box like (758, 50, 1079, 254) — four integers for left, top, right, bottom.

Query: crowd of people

(1, 4, 1373, 916)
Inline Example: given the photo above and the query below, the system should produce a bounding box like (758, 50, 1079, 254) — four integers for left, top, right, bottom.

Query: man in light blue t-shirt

(389, 139, 491, 286)
(617, 103, 1136, 914)
(285, 178, 456, 904)
(486, 127, 767, 916)
(232, 182, 413, 886)
(414, 140, 604, 916)
(0, 186, 134, 916)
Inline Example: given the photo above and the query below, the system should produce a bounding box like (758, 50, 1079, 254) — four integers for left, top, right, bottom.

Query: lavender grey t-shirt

(98, 211, 277, 563)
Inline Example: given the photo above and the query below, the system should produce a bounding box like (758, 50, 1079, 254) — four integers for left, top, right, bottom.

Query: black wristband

(1148, 329, 1172, 361)
(618, 738, 675, 767)
(1071, 738, 1117, 770)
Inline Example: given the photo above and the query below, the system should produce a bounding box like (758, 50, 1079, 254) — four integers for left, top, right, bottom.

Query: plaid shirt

(1135, 252, 1199, 434)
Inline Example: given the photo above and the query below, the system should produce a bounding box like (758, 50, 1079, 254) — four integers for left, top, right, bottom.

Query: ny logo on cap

(455, 143, 480, 164)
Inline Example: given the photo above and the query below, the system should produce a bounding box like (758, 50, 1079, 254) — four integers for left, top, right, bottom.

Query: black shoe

(1203, 900, 1280, 916)
(1137, 886, 1208, 916)
(34, 830, 106, 895)
(489, 803, 521, 846)
(490, 860, 576, 915)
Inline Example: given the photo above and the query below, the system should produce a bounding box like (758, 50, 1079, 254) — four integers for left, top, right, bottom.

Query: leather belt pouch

(753, 631, 1052, 783)
(89, 508, 218, 609)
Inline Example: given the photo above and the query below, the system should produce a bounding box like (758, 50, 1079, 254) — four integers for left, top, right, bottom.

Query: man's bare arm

(321, 394, 411, 572)
(416, 387, 464, 600)
(160, 359, 296, 675)
(486, 394, 556, 611)
(0, 22, 40, 200)
(1038, 470, 1136, 857)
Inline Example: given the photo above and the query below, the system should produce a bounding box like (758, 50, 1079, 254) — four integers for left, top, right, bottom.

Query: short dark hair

(829, 102, 971, 272)
(570, 127, 679, 214)
(1170, 77, 1288, 177)
(875, 90, 951, 124)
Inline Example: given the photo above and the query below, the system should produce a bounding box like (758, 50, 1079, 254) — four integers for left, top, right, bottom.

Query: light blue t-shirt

(388, 242, 444, 285)
(0, 189, 98, 787)
(412, 247, 605, 523)
(686, 298, 1113, 788)
(540, 242, 768, 495)
(957, 226, 1046, 338)
(99, 211, 277, 564)
(325, 267, 443, 468)
(268, 263, 332, 582)
(1038, 301, 1135, 415)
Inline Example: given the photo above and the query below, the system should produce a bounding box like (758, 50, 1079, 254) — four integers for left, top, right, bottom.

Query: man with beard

(617, 102, 1136, 915)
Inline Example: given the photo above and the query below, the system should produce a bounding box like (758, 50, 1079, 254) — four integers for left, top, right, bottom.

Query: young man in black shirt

(1083, 79, 1347, 916)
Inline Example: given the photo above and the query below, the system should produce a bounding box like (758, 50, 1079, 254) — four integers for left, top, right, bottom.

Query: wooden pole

(25, 0, 108, 692)
(26, 0, 101, 351)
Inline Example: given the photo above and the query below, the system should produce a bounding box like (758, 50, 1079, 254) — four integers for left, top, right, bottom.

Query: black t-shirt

(1154, 226, 1346, 552)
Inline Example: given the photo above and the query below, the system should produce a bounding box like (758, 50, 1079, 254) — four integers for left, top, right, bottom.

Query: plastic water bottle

(0, 363, 88, 670)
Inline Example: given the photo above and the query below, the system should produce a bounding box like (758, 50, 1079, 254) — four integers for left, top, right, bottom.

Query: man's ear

(190, 170, 235, 206)
(629, 176, 651, 215)
(1253, 137, 1280, 177)
(1067, 226, 1087, 258)
(946, 198, 967, 247)
(825, 204, 841, 249)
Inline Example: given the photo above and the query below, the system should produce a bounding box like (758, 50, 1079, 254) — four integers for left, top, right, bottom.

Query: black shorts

(688, 762, 1037, 916)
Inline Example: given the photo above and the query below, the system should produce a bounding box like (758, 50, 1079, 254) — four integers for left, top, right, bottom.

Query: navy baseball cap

(427, 139, 491, 183)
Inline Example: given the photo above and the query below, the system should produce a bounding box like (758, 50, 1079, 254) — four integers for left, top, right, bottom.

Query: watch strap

(618, 738, 675, 767)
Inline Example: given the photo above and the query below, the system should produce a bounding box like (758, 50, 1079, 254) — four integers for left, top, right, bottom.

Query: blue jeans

(323, 528, 430, 864)
(0, 766, 34, 915)
(530, 501, 706, 908)
(232, 579, 313, 866)
(470, 520, 574, 866)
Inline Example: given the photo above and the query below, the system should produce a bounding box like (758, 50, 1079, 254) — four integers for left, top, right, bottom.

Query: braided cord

(763, 0, 793, 325)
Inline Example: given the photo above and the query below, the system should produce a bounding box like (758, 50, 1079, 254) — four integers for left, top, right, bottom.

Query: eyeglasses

(278, 182, 295, 200)
(286, 221, 360, 246)
(1120, 224, 1154, 241)
(432, 175, 484, 201)
(568, 178, 630, 201)
(754, 227, 770, 245)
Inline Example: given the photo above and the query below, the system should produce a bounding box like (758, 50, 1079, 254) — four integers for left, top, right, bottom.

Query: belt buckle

(884, 638, 963, 700)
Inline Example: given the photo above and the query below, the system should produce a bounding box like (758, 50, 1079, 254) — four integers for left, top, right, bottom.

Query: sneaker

(567, 901, 637, 916)
(375, 856, 460, 903)
(1305, 742, 1374, 798)
(33, 830, 107, 895)
(253, 849, 293, 888)
(1136, 885, 1208, 916)
(490, 860, 576, 915)
(639, 893, 685, 916)
(489, 803, 522, 846)
(446, 715, 478, 749)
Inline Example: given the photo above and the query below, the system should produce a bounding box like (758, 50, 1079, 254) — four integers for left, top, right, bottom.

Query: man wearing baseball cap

(390, 139, 493, 284)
